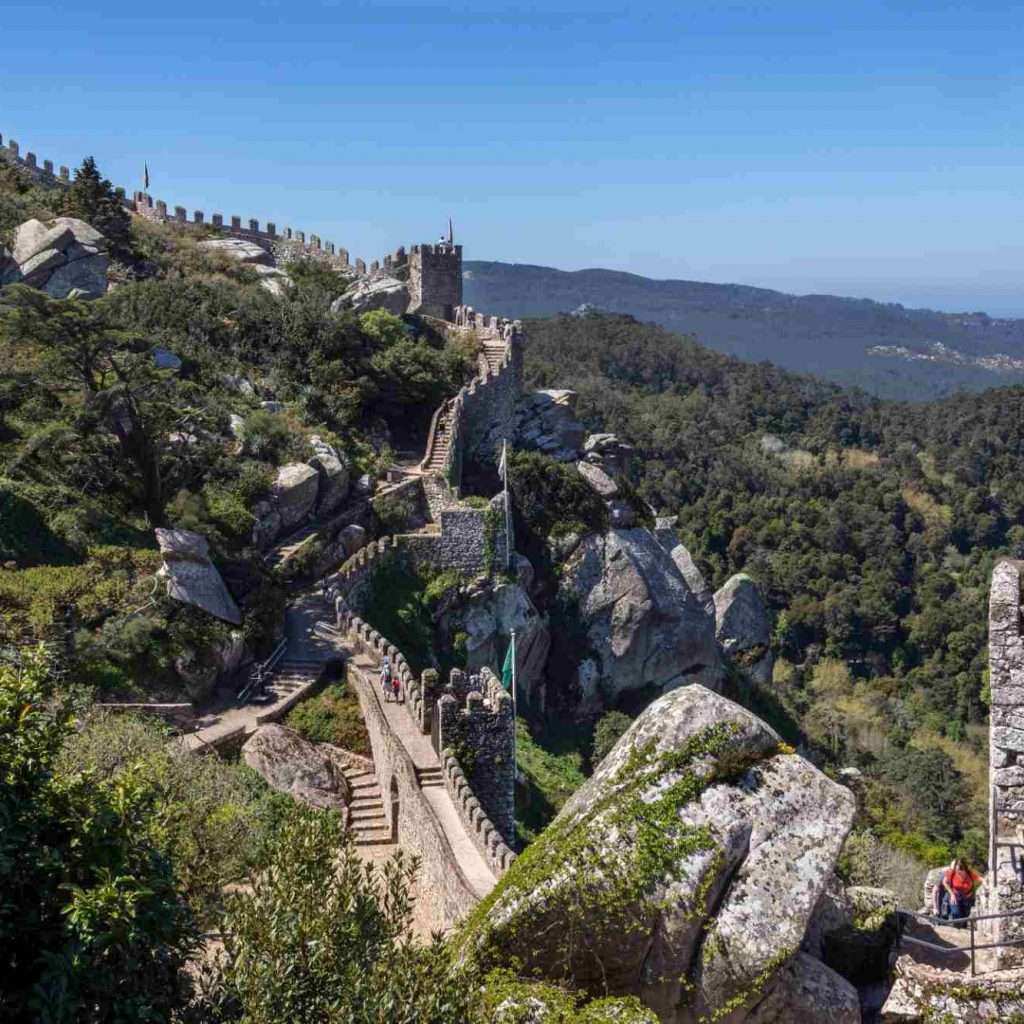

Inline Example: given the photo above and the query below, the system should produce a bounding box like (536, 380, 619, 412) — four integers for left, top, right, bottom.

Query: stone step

(350, 807, 386, 823)
(350, 796, 383, 810)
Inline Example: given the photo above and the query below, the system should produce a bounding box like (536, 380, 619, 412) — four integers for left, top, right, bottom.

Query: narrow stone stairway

(343, 765, 392, 846)
(264, 523, 318, 570)
(481, 340, 505, 374)
(261, 658, 321, 704)
(415, 765, 444, 789)
(424, 404, 452, 474)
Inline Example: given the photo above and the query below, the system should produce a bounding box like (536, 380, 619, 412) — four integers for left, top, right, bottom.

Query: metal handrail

(896, 906, 1024, 977)
(237, 638, 287, 705)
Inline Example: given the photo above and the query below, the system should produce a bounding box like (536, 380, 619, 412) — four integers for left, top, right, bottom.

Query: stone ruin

(988, 558, 1024, 963)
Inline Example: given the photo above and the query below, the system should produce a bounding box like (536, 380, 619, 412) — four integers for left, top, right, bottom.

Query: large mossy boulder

(463, 685, 857, 1023)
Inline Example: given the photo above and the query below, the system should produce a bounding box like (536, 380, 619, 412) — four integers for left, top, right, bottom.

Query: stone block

(994, 727, 1024, 753)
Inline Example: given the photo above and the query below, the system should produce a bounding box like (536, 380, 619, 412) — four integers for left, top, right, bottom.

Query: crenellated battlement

(0, 132, 73, 187)
(408, 241, 462, 319)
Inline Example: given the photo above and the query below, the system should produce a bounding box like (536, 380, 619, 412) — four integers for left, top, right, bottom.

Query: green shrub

(592, 710, 633, 763)
(196, 807, 479, 1023)
(286, 683, 371, 756)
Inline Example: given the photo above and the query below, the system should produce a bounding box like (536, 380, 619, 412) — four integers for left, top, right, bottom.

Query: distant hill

(464, 261, 1024, 399)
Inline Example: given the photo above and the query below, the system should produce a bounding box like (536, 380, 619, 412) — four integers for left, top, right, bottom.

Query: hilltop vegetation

(0, 155, 474, 693)
(525, 311, 1020, 866)
(465, 259, 1024, 399)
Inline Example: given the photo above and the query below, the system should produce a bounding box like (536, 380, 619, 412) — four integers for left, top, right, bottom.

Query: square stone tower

(989, 558, 1024, 962)
(408, 242, 462, 320)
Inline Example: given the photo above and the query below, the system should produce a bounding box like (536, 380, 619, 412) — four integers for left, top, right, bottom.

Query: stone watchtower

(988, 559, 1024, 962)
(408, 236, 462, 321)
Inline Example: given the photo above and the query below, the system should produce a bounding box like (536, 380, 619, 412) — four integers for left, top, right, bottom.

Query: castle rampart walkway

(345, 646, 496, 903)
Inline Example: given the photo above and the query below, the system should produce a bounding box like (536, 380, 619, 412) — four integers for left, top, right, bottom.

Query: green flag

(501, 635, 515, 691)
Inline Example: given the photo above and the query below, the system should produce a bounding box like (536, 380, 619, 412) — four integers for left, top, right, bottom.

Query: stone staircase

(415, 765, 444, 789)
(343, 764, 392, 846)
(423, 403, 453, 475)
(260, 658, 322, 704)
(264, 523, 318, 570)
(481, 340, 505, 374)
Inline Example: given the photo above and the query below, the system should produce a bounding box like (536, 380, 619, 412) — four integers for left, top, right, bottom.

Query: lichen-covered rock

(241, 724, 350, 812)
(559, 528, 721, 705)
(653, 517, 713, 608)
(465, 685, 856, 1024)
(743, 953, 859, 1024)
(338, 523, 369, 557)
(576, 460, 619, 498)
(10, 216, 109, 298)
(155, 527, 241, 625)
(714, 574, 773, 685)
(332, 275, 410, 316)
(196, 237, 273, 265)
(273, 463, 320, 529)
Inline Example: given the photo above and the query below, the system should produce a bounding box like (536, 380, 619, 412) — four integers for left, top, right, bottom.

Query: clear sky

(4, 1, 1024, 314)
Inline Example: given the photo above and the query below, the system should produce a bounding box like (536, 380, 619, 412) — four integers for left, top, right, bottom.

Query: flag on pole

(497, 441, 507, 483)
(501, 635, 515, 691)
(144, 163, 149, 190)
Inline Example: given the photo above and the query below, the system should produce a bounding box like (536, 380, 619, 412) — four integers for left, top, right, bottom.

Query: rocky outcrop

(333, 275, 409, 316)
(457, 581, 550, 705)
(582, 432, 634, 476)
(714, 574, 774, 685)
(196, 237, 272, 265)
(241, 724, 351, 812)
(466, 685, 858, 1023)
(515, 390, 587, 462)
(273, 463, 320, 530)
(559, 528, 721, 707)
(196, 238, 291, 296)
(308, 436, 350, 515)
(155, 528, 241, 625)
(653, 517, 713, 609)
(10, 217, 109, 298)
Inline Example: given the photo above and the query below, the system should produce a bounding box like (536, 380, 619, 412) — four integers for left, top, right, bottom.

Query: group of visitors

(379, 656, 402, 703)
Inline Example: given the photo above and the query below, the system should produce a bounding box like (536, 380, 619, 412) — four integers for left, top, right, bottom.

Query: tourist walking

(391, 672, 401, 704)
(380, 656, 392, 702)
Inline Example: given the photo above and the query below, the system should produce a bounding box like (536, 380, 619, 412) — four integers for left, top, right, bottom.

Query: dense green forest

(526, 311, 1018, 869)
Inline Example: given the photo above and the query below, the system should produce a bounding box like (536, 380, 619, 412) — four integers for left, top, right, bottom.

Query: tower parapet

(989, 558, 1024, 964)
(408, 241, 463, 320)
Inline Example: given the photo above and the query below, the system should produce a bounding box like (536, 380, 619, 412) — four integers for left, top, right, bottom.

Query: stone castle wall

(347, 638, 487, 928)
(0, 132, 447, 301)
(989, 558, 1024, 962)
(331, 595, 517, 879)
(0, 133, 73, 188)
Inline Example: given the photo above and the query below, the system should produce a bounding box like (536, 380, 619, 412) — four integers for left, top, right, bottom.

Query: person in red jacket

(939, 858, 983, 921)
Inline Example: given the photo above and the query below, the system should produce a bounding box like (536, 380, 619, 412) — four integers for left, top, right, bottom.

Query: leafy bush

(195, 808, 480, 1023)
(592, 710, 633, 763)
(286, 682, 371, 756)
(0, 651, 197, 1021)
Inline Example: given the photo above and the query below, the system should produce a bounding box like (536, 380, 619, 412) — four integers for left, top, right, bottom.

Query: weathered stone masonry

(324, 539, 517, 878)
(989, 558, 1024, 963)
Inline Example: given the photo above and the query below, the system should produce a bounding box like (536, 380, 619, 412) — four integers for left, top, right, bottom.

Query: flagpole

(503, 438, 512, 574)
(510, 627, 517, 823)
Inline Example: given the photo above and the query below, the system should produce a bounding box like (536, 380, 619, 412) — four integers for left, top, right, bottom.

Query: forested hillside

(466, 260, 1024, 399)
(526, 311, 1021, 870)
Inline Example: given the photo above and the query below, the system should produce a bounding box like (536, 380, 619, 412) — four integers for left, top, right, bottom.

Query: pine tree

(63, 155, 131, 252)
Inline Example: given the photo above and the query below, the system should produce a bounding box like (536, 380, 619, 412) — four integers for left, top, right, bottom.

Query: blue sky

(4, 1, 1024, 313)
